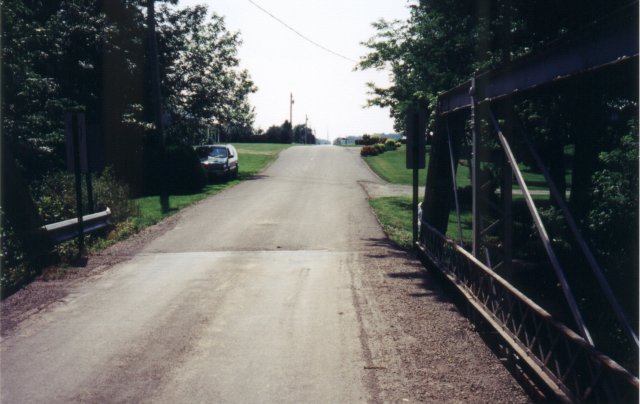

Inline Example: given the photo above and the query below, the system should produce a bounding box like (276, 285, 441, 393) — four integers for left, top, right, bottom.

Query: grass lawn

(369, 196, 473, 249)
(362, 146, 429, 186)
(369, 194, 549, 250)
(131, 143, 290, 229)
(362, 146, 471, 187)
(361, 145, 568, 192)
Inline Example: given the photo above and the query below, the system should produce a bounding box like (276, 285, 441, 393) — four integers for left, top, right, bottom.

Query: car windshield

(197, 146, 227, 158)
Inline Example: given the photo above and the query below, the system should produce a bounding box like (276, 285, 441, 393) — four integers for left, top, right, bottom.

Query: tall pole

(289, 93, 294, 127)
(305, 114, 308, 144)
(147, 0, 169, 212)
(71, 114, 85, 257)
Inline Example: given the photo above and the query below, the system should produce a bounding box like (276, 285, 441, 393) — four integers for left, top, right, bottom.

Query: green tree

(156, 4, 256, 145)
(293, 124, 315, 144)
(2, 0, 109, 179)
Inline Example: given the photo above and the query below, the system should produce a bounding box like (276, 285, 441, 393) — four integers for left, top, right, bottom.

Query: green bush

(1, 207, 35, 293)
(92, 168, 139, 223)
(31, 168, 138, 225)
(31, 172, 78, 224)
(374, 143, 386, 154)
(385, 139, 398, 151)
(29, 168, 140, 262)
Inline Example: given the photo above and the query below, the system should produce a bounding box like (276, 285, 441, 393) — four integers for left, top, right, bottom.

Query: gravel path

(353, 242, 531, 403)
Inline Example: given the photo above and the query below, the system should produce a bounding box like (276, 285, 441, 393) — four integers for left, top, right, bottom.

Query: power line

(246, 0, 358, 64)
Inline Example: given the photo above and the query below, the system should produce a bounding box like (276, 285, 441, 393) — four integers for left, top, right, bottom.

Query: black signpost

(406, 108, 426, 247)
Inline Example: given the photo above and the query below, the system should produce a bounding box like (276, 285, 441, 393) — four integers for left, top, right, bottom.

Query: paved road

(1, 146, 531, 403)
(1, 146, 386, 403)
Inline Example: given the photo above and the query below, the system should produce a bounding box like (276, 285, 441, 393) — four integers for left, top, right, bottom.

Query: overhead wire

(246, 0, 358, 64)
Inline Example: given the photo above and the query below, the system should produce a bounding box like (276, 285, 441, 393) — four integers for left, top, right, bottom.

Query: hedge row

(360, 138, 402, 157)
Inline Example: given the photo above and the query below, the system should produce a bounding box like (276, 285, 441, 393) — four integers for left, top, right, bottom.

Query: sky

(178, 0, 411, 141)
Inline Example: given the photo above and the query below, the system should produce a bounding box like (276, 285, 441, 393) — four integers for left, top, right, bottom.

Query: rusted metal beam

(517, 122, 639, 348)
(438, 2, 638, 115)
(470, 79, 482, 257)
(445, 119, 463, 245)
(417, 221, 640, 402)
(488, 111, 593, 346)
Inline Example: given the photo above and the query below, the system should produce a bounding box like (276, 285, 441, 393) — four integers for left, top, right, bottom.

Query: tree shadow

(387, 269, 453, 304)
(363, 237, 409, 259)
(239, 174, 269, 181)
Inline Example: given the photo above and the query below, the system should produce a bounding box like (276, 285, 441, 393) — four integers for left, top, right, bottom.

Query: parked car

(195, 144, 239, 181)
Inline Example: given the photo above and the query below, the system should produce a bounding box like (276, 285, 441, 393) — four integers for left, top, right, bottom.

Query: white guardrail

(40, 208, 112, 244)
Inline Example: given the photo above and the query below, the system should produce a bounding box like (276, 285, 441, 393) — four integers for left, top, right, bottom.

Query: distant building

(334, 136, 361, 145)
(333, 133, 401, 145)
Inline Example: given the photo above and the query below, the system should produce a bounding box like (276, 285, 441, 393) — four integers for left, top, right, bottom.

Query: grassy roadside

(361, 146, 430, 186)
(369, 196, 472, 249)
(133, 143, 290, 227)
(93, 143, 290, 250)
(361, 144, 561, 190)
(362, 145, 556, 249)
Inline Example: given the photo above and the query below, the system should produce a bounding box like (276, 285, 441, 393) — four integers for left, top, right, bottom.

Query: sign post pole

(406, 108, 426, 247)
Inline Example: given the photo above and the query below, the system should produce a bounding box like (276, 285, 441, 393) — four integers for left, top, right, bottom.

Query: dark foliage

(144, 145, 206, 195)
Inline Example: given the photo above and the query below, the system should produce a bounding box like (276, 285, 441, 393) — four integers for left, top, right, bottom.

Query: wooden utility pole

(289, 93, 294, 127)
(147, 0, 169, 212)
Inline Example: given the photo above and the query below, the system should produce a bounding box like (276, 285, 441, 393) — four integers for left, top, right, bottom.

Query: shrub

(29, 168, 140, 262)
(360, 145, 379, 156)
(0, 207, 35, 293)
(92, 168, 139, 223)
(31, 172, 78, 224)
(374, 143, 386, 154)
(385, 139, 398, 151)
(31, 168, 138, 225)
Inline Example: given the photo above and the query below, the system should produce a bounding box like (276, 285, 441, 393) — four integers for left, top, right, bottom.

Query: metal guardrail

(40, 208, 112, 244)
(417, 221, 639, 402)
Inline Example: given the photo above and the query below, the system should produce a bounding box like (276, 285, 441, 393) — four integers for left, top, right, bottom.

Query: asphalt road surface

(1, 146, 529, 403)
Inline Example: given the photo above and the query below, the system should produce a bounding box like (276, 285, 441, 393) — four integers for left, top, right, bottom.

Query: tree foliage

(358, 0, 635, 131)
(156, 5, 256, 145)
(2, 0, 256, 181)
(293, 124, 316, 144)
(360, 0, 639, 355)
(264, 121, 293, 144)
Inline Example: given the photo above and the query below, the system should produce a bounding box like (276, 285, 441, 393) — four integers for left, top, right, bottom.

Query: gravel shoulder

(351, 240, 531, 403)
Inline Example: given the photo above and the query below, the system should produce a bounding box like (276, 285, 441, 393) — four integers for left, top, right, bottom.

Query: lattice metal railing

(417, 221, 639, 402)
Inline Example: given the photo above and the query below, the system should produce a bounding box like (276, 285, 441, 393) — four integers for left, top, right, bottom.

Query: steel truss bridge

(416, 3, 639, 402)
